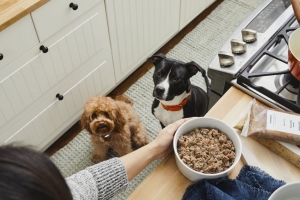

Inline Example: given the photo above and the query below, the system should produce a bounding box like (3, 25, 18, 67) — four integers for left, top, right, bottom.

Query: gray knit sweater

(66, 158, 128, 200)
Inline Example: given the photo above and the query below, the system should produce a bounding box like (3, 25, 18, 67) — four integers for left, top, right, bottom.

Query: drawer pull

(56, 93, 64, 101)
(69, 3, 78, 10)
(0, 53, 3, 60)
(40, 45, 48, 53)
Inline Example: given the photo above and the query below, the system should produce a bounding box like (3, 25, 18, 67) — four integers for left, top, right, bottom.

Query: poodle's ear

(113, 107, 126, 132)
(80, 97, 98, 134)
(147, 53, 166, 65)
(80, 110, 92, 134)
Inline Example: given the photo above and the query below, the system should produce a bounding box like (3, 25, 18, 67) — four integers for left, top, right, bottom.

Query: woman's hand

(150, 118, 194, 159)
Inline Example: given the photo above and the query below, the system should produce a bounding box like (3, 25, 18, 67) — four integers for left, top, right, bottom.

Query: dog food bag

(240, 99, 300, 145)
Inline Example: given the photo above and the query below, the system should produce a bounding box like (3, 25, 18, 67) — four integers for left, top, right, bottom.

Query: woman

(0, 118, 192, 200)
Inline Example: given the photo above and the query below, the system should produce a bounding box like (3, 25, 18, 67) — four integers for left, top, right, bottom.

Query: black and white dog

(148, 53, 210, 128)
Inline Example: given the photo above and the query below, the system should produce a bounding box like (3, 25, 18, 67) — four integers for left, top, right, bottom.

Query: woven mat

(51, 0, 265, 199)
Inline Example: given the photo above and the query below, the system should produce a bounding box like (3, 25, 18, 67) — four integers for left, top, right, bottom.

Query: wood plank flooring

(45, 0, 223, 156)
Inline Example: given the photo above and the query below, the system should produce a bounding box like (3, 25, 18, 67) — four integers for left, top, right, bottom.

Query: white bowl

(173, 117, 242, 182)
(268, 182, 300, 200)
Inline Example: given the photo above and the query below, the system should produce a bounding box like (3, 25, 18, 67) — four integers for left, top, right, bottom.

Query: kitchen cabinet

(105, 0, 181, 83)
(0, 0, 113, 151)
(0, 0, 216, 151)
(0, 51, 114, 150)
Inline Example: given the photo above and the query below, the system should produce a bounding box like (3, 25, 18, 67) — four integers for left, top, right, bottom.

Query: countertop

(0, 0, 49, 32)
(127, 86, 300, 200)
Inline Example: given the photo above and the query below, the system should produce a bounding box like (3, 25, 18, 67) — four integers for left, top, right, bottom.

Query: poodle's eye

(104, 112, 109, 118)
(91, 113, 97, 120)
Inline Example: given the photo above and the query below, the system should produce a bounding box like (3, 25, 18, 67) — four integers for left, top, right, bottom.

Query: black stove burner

(283, 73, 300, 89)
(237, 15, 300, 113)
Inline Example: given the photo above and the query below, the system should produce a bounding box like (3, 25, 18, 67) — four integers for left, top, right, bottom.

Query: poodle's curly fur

(80, 95, 149, 163)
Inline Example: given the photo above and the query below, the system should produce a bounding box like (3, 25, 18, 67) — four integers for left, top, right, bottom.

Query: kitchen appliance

(207, 0, 300, 113)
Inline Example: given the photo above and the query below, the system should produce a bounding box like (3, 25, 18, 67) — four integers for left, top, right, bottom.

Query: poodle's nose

(99, 122, 106, 128)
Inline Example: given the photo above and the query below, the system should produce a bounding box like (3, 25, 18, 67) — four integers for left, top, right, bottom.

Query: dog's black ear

(185, 61, 206, 77)
(147, 53, 166, 65)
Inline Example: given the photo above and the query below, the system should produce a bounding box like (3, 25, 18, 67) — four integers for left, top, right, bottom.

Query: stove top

(208, 0, 294, 79)
(207, 0, 300, 112)
(236, 16, 300, 112)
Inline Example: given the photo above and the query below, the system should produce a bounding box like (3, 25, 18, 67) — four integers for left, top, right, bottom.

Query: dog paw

(91, 154, 104, 163)
(132, 140, 149, 150)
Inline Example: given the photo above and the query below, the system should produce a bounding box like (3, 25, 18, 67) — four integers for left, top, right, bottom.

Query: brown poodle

(80, 95, 149, 163)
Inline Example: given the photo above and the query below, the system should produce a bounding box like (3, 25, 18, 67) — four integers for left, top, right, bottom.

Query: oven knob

(231, 39, 246, 54)
(241, 29, 257, 43)
(218, 51, 234, 67)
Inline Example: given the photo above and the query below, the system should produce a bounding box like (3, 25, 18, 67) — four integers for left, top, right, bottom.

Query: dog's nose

(99, 122, 106, 128)
(155, 86, 165, 95)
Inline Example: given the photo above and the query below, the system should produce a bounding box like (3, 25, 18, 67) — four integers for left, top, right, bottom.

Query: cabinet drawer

(31, 0, 103, 41)
(0, 15, 39, 71)
(1, 51, 115, 150)
(0, 3, 110, 128)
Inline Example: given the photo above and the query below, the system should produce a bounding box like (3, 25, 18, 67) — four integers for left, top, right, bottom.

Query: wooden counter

(127, 86, 300, 200)
(0, 0, 49, 31)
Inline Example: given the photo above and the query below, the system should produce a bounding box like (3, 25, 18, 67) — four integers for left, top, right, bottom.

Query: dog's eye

(104, 112, 109, 118)
(173, 76, 181, 81)
(156, 71, 161, 77)
(92, 113, 97, 119)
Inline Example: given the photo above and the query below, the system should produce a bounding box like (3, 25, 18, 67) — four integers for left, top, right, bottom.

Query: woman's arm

(120, 118, 192, 181)
(66, 118, 192, 199)
(66, 158, 128, 200)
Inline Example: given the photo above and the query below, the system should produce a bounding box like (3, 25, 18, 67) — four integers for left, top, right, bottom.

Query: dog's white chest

(153, 104, 183, 126)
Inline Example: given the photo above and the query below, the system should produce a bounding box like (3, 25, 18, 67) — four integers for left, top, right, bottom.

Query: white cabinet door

(2, 51, 115, 150)
(179, 0, 207, 30)
(0, 4, 109, 128)
(0, 15, 39, 71)
(106, 0, 181, 83)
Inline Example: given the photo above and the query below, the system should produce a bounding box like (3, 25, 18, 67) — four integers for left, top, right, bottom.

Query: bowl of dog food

(173, 117, 242, 182)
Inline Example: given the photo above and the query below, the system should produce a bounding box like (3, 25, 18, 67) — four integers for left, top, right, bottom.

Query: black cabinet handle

(69, 3, 78, 10)
(40, 45, 48, 53)
(0, 53, 3, 60)
(56, 93, 64, 101)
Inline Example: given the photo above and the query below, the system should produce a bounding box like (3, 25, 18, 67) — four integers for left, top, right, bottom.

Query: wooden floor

(45, 0, 223, 156)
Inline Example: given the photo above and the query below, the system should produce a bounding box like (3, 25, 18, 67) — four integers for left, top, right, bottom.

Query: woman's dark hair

(0, 145, 73, 200)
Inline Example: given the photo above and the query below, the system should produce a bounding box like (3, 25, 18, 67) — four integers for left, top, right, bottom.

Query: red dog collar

(161, 91, 192, 111)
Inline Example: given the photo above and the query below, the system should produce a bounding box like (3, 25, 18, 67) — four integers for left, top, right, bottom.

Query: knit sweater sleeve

(66, 157, 128, 200)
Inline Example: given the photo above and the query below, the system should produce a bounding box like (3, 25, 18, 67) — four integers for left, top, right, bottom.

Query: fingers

(164, 117, 196, 133)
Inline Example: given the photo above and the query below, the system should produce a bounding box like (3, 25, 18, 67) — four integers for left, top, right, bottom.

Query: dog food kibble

(177, 128, 235, 174)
